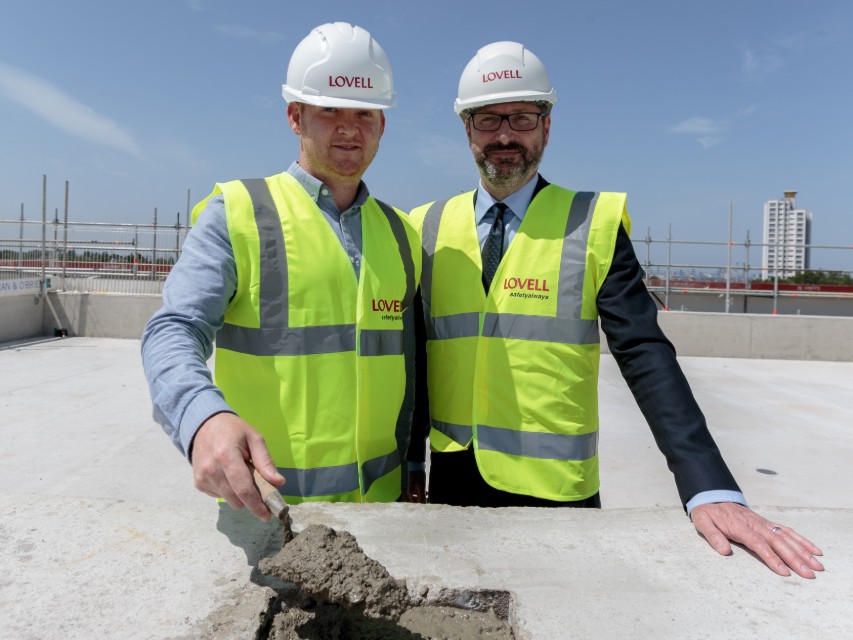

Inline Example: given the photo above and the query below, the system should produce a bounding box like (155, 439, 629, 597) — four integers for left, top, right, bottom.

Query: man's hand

(691, 502, 824, 578)
(406, 469, 427, 503)
(190, 412, 285, 521)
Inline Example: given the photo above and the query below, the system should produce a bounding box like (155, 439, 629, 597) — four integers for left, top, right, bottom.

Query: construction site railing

(1, 216, 851, 308)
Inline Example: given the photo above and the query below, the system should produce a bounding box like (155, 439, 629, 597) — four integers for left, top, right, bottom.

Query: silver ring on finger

(771, 526, 782, 534)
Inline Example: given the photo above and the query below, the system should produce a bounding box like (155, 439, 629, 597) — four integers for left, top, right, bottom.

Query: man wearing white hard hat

(407, 41, 823, 579)
(142, 23, 420, 519)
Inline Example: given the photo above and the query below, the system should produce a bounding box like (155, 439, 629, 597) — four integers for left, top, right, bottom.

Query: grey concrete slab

(1, 337, 851, 639)
(289, 503, 853, 640)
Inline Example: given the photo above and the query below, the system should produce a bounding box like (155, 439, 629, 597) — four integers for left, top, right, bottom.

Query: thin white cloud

(0, 62, 140, 156)
(741, 48, 784, 80)
(214, 24, 284, 45)
(697, 136, 724, 149)
(667, 117, 723, 136)
(666, 108, 756, 149)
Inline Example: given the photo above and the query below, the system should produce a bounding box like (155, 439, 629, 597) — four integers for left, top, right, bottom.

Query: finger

(194, 468, 246, 510)
(750, 536, 793, 577)
(691, 511, 733, 556)
(226, 461, 272, 521)
(744, 526, 818, 578)
(780, 526, 824, 557)
(767, 527, 824, 578)
(716, 520, 793, 577)
(192, 455, 245, 508)
(247, 435, 285, 487)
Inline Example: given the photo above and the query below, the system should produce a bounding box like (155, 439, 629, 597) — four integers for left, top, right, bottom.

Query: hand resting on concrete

(691, 502, 824, 579)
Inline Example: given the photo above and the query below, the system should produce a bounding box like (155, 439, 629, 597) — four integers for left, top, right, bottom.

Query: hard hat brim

(454, 88, 557, 116)
(282, 86, 396, 110)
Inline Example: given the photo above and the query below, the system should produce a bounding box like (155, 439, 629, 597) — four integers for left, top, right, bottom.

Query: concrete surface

(0, 337, 851, 639)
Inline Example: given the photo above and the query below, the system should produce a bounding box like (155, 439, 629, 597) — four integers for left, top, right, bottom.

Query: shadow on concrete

(216, 502, 288, 587)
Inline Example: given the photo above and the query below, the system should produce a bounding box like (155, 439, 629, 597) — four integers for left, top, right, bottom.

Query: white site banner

(0, 278, 44, 297)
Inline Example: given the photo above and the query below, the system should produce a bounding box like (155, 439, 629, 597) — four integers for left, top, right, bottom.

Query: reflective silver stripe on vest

(278, 449, 400, 498)
(427, 312, 480, 340)
(482, 313, 599, 344)
(375, 200, 416, 311)
(558, 191, 599, 320)
(361, 329, 404, 356)
(218, 323, 355, 356)
(419, 198, 452, 314)
(218, 179, 409, 357)
(477, 424, 598, 461)
(278, 462, 360, 497)
(431, 419, 473, 446)
(361, 449, 401, 494)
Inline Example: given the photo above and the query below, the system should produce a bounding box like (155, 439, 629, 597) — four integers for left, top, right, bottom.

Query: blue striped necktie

(482, 202, 508, 291)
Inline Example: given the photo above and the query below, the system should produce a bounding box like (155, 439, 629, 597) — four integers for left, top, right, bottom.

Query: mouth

(484, 144, 525, 161)
(333, 142, 361, 152)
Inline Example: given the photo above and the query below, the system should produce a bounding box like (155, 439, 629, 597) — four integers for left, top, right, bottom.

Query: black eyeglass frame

(468, 111, 546, 132)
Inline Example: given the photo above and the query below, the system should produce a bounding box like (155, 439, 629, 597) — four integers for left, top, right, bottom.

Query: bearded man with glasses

(405, 40, 824, 580)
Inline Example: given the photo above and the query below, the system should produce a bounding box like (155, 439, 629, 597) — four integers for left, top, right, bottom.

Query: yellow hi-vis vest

(192, 172, 421, 504)
(411, 185, 630, 501)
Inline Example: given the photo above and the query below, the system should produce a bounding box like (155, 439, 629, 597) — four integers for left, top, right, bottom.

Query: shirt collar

(474, 174, 540, 224)
(287, 161, 370, 213)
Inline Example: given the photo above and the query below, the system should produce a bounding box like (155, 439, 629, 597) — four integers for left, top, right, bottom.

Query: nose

(335, 113, 360, 136)
(495, 120, 514, 142)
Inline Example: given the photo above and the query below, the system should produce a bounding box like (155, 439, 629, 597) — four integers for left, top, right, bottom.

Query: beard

(474, 140, 544, 192)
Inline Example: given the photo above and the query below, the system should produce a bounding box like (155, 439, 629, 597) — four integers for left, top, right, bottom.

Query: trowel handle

(253, 469, 286, 517)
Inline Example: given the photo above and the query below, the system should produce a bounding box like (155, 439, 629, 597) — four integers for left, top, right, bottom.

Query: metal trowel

(253, 469, 293, 545)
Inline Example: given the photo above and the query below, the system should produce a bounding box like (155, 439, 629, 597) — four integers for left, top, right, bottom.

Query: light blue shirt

(287, 162, 366, 274)
(474, 175, 538, 252)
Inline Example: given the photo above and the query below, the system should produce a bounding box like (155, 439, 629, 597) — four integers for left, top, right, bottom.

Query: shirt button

(321, 188, 329, 196)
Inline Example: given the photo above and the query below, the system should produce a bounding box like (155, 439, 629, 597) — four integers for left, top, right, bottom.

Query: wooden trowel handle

(253, 469, 286, 517)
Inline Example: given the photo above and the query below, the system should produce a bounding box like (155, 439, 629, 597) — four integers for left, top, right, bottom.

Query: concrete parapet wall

(3, 294, 853, 361)
(43, 291, 161, 339)
(0, 293, 43, 343)
(648, 311, 853, 361)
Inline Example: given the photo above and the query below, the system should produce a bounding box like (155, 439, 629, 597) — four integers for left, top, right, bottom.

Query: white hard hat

(454, 41, 557, 118)
(282, 22, 396, 109)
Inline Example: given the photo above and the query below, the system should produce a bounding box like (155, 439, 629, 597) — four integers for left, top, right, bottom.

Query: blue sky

(1, 0, 851, 271)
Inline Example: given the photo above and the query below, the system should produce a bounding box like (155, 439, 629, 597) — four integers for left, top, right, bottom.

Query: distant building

(762, 191, 812, 278)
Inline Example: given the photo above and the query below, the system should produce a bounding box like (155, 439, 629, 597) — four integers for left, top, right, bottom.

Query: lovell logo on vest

(372, 298, 403, 321)
(503, 277, 551, 301)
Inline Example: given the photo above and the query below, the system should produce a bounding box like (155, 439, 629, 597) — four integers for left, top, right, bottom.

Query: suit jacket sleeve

(597, 225, 742, 509)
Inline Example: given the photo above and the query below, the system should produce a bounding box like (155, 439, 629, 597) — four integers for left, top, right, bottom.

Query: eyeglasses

(469, 112, 545, 132)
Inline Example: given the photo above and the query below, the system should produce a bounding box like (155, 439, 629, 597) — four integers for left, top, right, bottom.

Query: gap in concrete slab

(255, 584, 519, 640)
